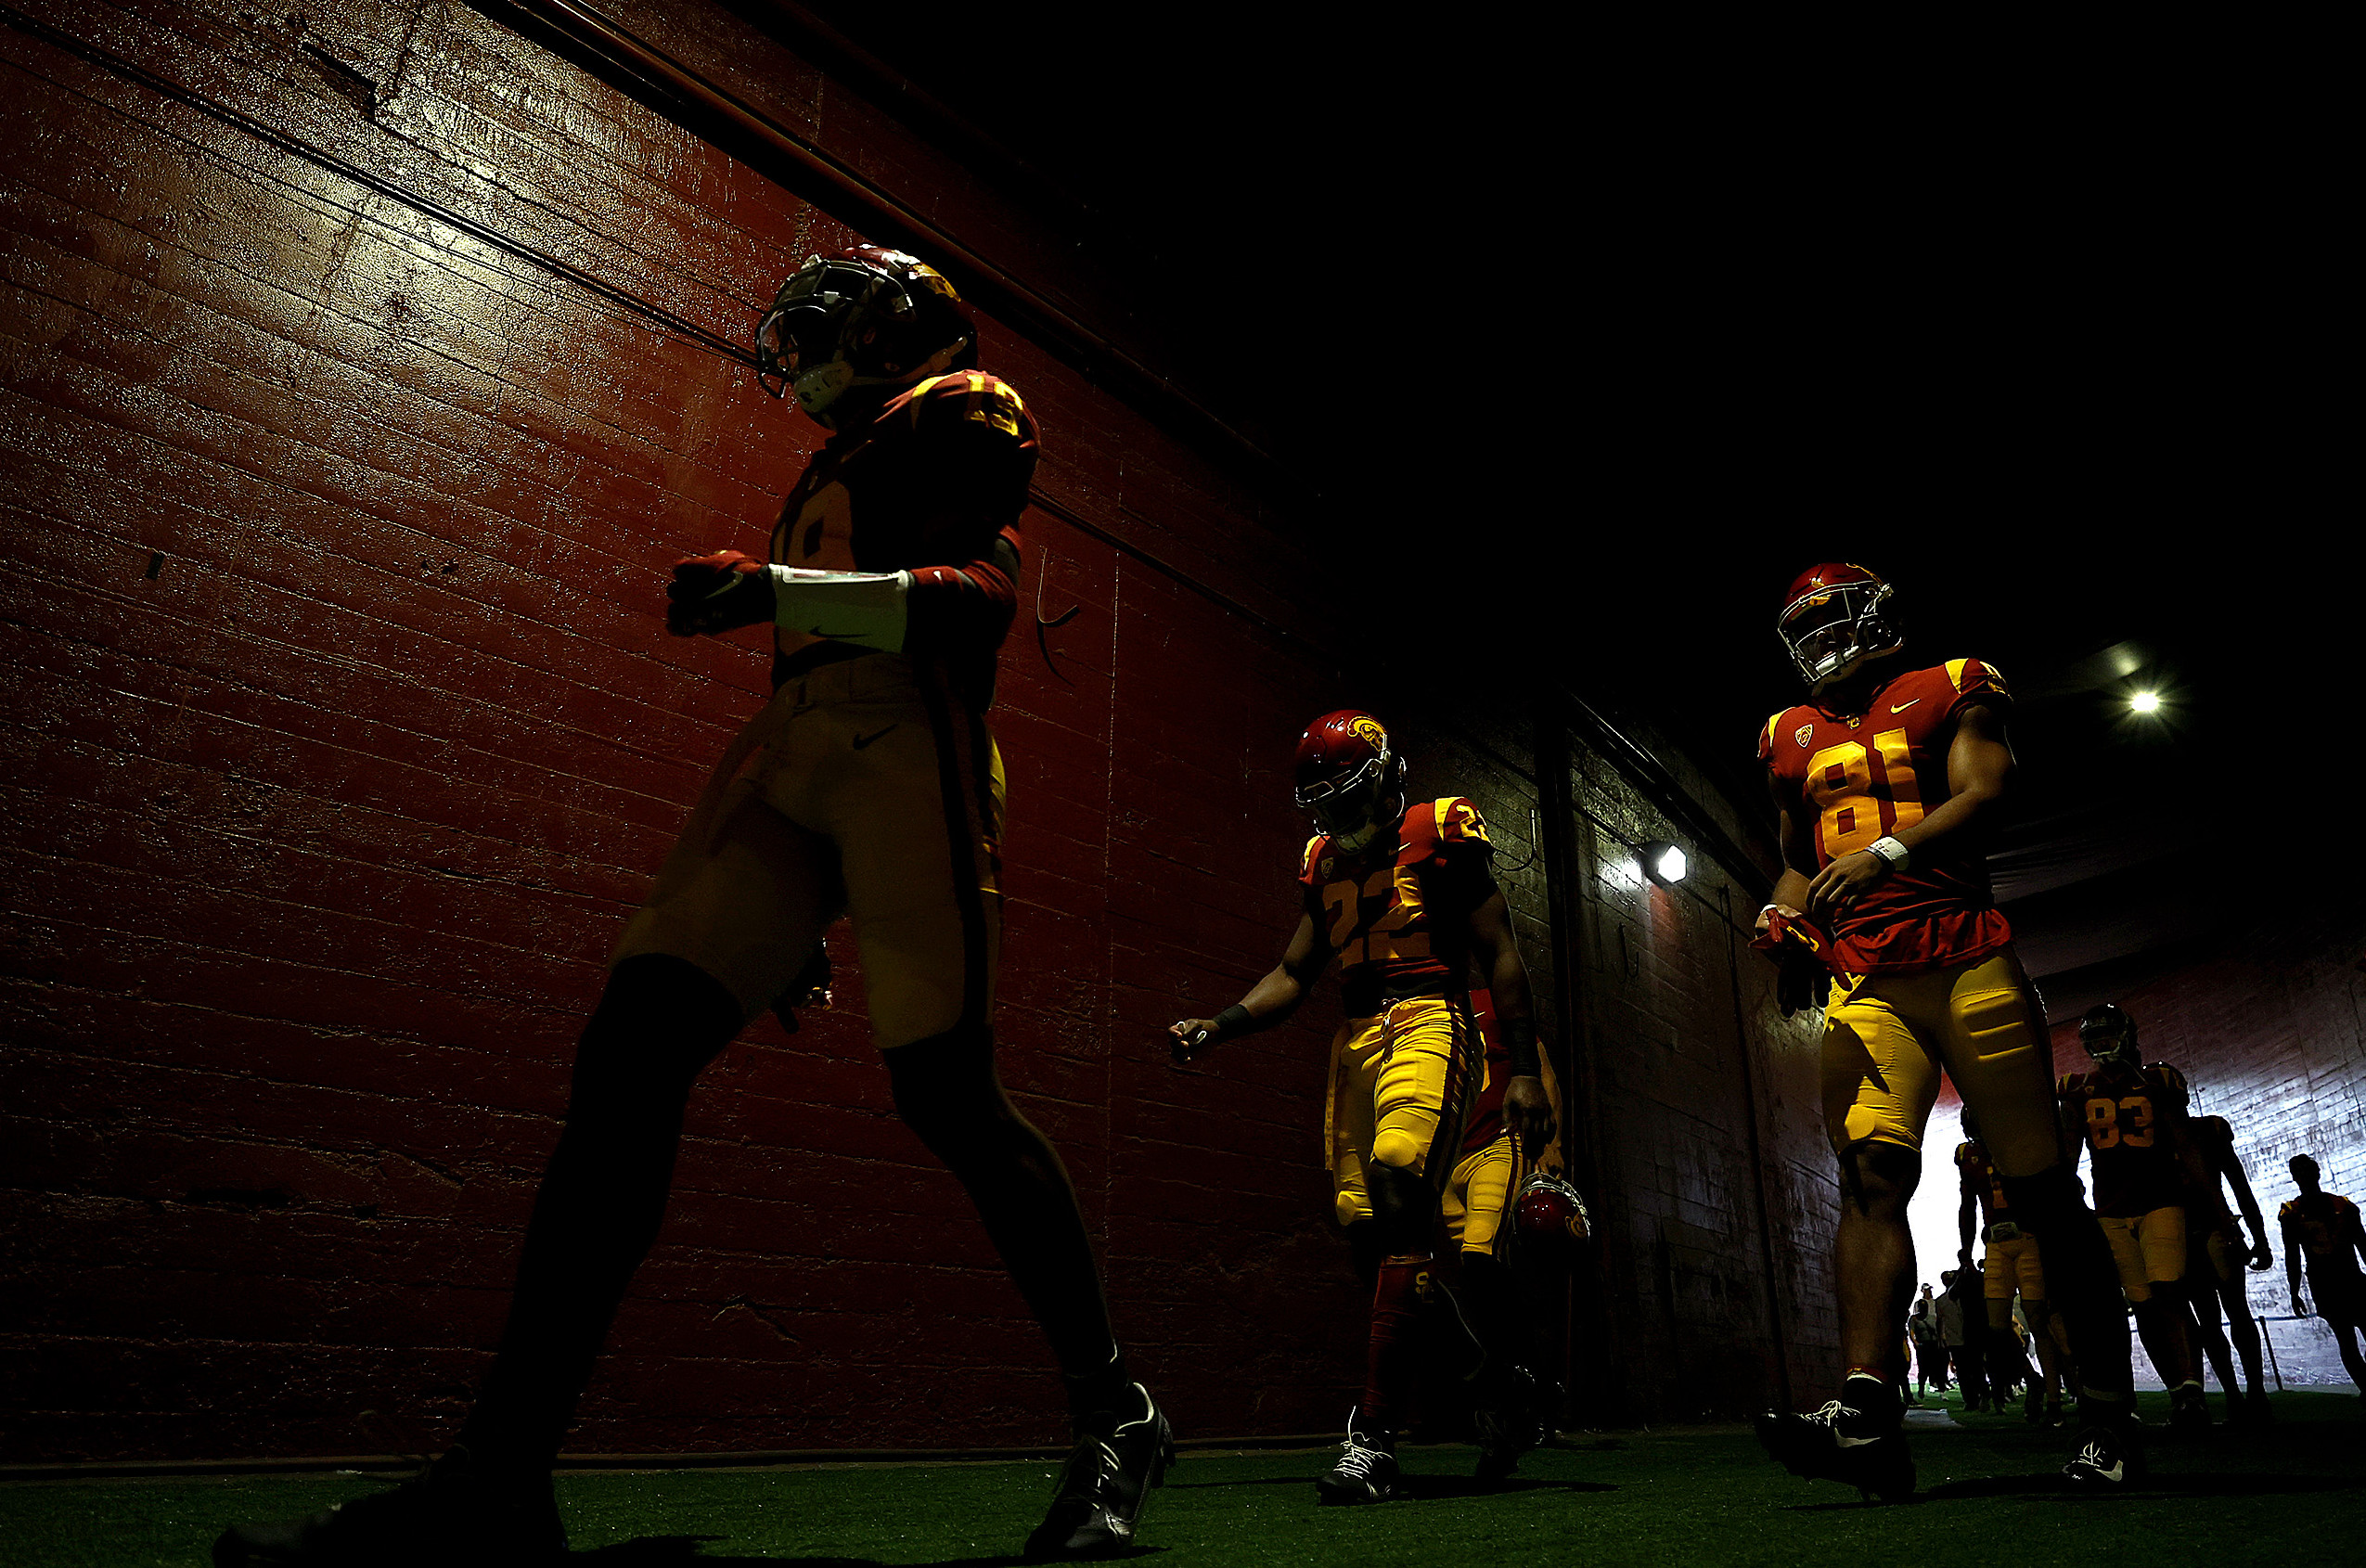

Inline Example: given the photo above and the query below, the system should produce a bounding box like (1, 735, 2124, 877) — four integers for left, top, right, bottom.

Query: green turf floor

(7, 1391, 2360, 1567)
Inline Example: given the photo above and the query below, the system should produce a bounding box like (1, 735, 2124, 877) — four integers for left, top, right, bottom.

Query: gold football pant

(1820, 947, 2060, 1177)
(1327, 997, 1482, 1229)
(1440, 1132, 1526, 1258)
(1983, 1233, 2047, 1303)
(612, 652, 1003, 1048)
(2100, 1207, 2188, 1302)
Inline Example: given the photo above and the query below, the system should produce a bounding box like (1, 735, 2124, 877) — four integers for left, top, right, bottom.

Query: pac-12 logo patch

(1318, 856, 1335, 878)
(1794, 723, 1815, 748)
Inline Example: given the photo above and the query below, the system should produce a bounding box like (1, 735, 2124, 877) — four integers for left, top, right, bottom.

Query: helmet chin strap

(793, 338, 975, 424)
(1333, 818, 1383, 854)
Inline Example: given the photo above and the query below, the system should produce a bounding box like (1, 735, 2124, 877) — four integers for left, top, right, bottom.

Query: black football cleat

(1472, 1366, 1548, 1482)
(2235, 1389, 2274, 1425)
(1754, 1382, 1914, 1503)
(2062, 1422, 2145, 1488)
(1024, 1383, 1173, 1562)
(1315, 1409, 1399, 1505)
(2168, 1382, 2210, 1433)
(212, 1446, 564, 1566)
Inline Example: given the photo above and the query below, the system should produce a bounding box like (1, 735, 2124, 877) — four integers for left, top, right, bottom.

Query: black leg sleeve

(460, 955, 741, 1467)
(885, 1025, 1126, 1430)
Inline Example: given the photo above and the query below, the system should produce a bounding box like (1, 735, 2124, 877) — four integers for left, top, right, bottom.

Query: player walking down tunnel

(6, 3, 2365, 1562)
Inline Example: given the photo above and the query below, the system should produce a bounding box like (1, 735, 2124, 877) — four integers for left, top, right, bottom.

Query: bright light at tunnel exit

(2129, 691, 2161, 714)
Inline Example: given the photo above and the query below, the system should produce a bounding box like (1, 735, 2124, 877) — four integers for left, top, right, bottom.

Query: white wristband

(1869, 835, 1911, 872)
(767, 566, 912, 652)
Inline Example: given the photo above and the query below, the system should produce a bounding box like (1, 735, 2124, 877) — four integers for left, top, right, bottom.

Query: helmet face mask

(755, 249, 975, 424)
(1515, 1170, 1589, 1245)
(1293, 711, 1404, 854)
(2079, 1003, 2141, 1070)
(1778, 565, 1901, 693)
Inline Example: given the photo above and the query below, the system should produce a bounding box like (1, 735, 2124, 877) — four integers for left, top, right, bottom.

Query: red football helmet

(1777, 562, 1900, 692)
(1515, 1170, 1591, 1245)
(755, 246, 976, 424)
(1293, 710, 1406, 854)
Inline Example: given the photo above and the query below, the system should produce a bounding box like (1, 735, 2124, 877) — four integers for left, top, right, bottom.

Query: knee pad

(1365, 1163, 1434, 1253)
(1370, 1128, 1427, 1173)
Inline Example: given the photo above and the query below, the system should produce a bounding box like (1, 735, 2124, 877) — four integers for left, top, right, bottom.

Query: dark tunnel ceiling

(775, 3, 2349, 1018)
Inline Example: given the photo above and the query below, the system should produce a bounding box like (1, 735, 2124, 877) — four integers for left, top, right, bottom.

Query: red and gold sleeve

(1942, 657, 2011, 718)
(896, 374, 1039, 658)
(1757, 710, 1787, 765)
(1435, 796, 1491, 847)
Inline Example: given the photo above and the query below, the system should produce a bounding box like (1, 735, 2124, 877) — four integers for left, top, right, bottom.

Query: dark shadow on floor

(1920, 1472, 2366, 1502)
(1396, 1475, 1617, 1499)
(574, 1539, 1165, 1566)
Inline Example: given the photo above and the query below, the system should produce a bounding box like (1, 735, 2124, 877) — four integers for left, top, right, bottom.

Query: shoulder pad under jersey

(1942, 657, 2011, 712)
(2057, 1073, 2085, 1098)
(907, 370, 1033, 442)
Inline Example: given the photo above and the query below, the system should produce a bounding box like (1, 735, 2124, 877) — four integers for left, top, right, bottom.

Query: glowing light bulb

(2129, 691, 2161, 714)
(1642, 841, 1688, 886)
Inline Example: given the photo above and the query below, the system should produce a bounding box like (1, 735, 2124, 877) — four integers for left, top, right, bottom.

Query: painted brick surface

(2049, 906, 2366, 1386)
(0, 0, 1835, 1459)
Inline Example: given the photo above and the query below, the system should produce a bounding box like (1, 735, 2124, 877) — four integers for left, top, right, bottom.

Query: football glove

(666, 550, 772, 636)
(1752, 906, 1833, 1019)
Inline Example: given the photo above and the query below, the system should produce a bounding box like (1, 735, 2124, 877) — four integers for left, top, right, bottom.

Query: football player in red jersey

(1747, 563, 2143, 1497)
(2057, 1004, 2208, 1429)
(2280, 1155, 2366, 1388)
(1956, 1111, 2070, 1425)
(1168, 711, 1557, 1504)
(221, 249, 1164, 1566)
(2180, 1112, 2277, 1421)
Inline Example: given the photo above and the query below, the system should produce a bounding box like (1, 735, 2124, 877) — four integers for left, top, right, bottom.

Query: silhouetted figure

(2180, 1114, 2276, 1420)
(2280, 1155, 2366, 1391)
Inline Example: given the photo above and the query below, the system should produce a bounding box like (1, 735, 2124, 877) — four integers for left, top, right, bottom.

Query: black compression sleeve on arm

(1212, 1004, 1254, 1041)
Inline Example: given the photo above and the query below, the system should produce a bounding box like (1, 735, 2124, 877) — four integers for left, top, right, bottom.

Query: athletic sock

(1842, 1370, 1900, 1432)
(1362, 1254, 1433, 1434)
(1062, 1346, 1135, 1437)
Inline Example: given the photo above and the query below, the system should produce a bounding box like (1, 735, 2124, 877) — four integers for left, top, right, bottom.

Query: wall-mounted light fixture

(1641, 841, 1688, 887)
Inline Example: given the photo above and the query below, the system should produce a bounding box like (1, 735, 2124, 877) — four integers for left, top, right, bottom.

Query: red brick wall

(1549, 729, 1837, 1421)
(0, 0, 1834, 1459)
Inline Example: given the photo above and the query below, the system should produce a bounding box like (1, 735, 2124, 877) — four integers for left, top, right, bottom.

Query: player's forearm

(1887, 780, 2003, 862)
(1488, 949, 1544, 1079)
(1226, 966, 1308, 1032)
(1958, 1195, 1976, 1254)
(1769, 868, 1813, 911)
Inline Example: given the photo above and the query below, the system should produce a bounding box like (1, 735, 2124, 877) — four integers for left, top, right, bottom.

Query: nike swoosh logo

(1834, 1433, 1885, 1448)
(853, 725, 898, 750)
(1891, 698, 1921, 713)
